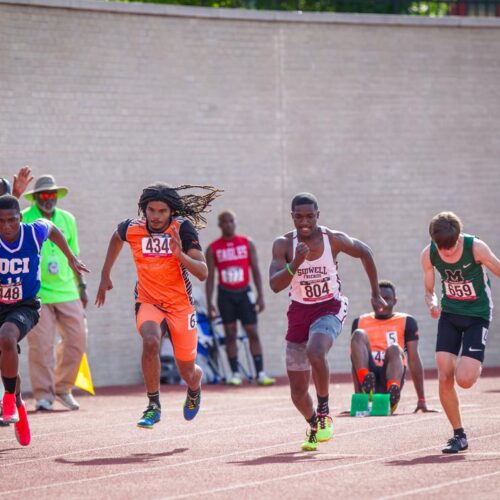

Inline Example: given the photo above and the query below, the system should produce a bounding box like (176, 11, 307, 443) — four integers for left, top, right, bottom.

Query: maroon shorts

(286, 298, 343, 344)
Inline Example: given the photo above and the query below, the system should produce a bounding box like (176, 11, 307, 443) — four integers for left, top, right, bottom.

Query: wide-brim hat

(24, 175, 69, 202)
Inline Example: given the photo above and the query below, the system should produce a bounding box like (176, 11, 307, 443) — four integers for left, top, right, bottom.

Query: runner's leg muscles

(306, 331, 333, 397)
(436, 351, 462, 429)
(0, 323, 21, 379)
(288, 369, 314, 419)
(243, 324, 262, 356)
(176, 359, 202, 391)
(384, 344, 405, 382)
(140, 321, 162, 394)
(350, 329, 371, 372)
(456, 356, 481, 389)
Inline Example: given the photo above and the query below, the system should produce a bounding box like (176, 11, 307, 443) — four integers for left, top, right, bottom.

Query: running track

(1, 376, 500, 499)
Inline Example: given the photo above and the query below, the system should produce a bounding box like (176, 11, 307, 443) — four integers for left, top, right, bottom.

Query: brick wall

(1, 0, 499, 390)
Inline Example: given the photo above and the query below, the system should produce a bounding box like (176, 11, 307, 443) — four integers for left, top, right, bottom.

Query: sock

(16, 393, 22, 408)
(454, 427, 466, 438)
(253, 354, 263, 374)
(306, 412, 317, 429)
(2, 376, 17, 394)
(356, 368, 369, 384)
(147, 391, 161, 408)
(386, 379, 401, 391)
(229, 357, 239, 373)
(188, 387, 201, 400)
(317, 394, 329, 415)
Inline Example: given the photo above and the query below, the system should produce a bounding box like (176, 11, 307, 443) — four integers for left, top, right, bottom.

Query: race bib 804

(299, 277, 333, 303)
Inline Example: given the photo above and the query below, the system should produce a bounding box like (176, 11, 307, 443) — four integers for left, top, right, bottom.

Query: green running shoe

(316, 413, 333, 442)
(257, 372, 276, 386)
(301, 427, 318, 452)
(137, 403, 161, 429)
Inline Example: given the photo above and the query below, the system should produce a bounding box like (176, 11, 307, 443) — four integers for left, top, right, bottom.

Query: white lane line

(378, 470, 500, 499)
(0, 401, 293, 444)
(0, 415, 298, 468)
(0, 405, 497, 495)
(165, 431, 500, 499)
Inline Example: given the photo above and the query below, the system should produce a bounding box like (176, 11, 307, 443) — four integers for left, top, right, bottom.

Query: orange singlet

(356, 313, 418, 367)
(117, 216, 202, 361)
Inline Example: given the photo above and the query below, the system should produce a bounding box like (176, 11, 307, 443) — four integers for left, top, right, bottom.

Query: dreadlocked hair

(138, 183, 223, 230)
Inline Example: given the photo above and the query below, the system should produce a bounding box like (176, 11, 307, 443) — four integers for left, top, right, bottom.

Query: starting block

(350, 393, 370, 417)
(370, 394, 390, 416)
(350, 393, 391, 417)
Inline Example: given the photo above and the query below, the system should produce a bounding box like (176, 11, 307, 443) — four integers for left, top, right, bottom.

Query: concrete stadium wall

(1, 0, 499, 391)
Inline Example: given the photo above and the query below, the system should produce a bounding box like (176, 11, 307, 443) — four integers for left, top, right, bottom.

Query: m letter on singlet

(445, 269, 464, 282)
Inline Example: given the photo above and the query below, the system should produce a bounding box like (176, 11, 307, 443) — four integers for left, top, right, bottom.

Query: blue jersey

(0, 221, 50, 304)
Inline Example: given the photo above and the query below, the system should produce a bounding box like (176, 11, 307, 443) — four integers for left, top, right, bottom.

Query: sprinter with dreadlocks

(95, 183, 222, 429)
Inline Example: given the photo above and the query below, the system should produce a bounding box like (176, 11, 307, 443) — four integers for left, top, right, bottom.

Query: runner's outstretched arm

(407, 339, 426, 409)
(332, 232, 386, 311)
(169, 226, 208, 281)
(269, 237, 307, 293)
(421, 246, 440, 319)
(249, 240, 265, 312)
(48, 223, 89, 277)
(205, 245, 217, 318)
(95, 231, 124, 307)
(12, 166, 33, 198)
(473, 239, 500, 278)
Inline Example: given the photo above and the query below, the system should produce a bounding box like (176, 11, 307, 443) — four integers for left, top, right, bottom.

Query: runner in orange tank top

(95, 182, 222, 429)
(351, 280, 434, 414)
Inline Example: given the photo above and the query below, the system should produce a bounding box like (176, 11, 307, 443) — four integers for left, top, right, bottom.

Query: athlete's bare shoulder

(272, 231, 294, 257)
(325, 228, 354, 248)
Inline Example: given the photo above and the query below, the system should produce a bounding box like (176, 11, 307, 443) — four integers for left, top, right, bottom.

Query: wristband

(418, 398, 426, 403)
(286, 263, 295, 276)
(78, 283, 87, 290)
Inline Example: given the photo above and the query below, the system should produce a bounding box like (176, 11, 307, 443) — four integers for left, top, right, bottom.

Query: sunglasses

(38, 192, 58, 200)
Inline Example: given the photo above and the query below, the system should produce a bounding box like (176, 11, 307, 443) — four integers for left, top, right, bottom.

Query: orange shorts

(136, 303, 198, 362)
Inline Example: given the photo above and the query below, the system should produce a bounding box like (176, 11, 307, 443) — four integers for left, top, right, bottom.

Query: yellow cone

(74, 352, 95, 395)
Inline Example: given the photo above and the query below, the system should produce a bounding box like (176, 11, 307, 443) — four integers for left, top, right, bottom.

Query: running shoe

(137, 403, 161, 429)
(257, 372, 276, 386)
(442, 435, 468, 454)
(0, 401, 9, 427)
(387, 384, 401, 415)
(2, 393, 19, 424)
(301, 427, 318, 452)
(316, 413, 333, 442)
(227, 373, 243, 386)
(361, 372, 376, 398)
(183, 387, 201, 421)
(14, 401, 31, 446)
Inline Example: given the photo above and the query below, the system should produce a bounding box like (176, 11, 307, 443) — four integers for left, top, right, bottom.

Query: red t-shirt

(210, 235, 251, 290)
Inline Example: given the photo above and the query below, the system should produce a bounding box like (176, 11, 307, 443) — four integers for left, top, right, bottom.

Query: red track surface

(1, 376, 500, 499)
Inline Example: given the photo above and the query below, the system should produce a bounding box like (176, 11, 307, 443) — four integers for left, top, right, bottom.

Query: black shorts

(436, 311, 489, 362)
(217, 286, 257, 325)
(368, 354, 406, 394)
(0, 298, 41, 343)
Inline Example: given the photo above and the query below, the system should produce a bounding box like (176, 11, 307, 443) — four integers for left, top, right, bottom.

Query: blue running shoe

(183, 387, 201, 421)
(137, 403, 161, 429)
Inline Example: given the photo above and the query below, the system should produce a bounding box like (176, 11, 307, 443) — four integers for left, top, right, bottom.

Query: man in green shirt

(421, 211, 500, 454)
(22, 175, 88, 411)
